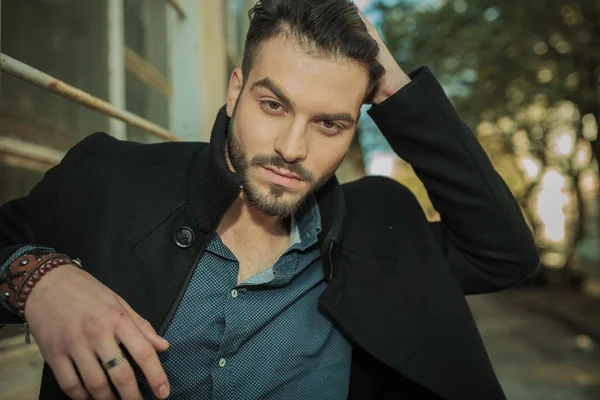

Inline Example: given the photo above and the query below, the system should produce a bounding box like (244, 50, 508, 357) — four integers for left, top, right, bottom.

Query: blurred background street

(1, 0, 600, 399)
(470, 294, 600, 400)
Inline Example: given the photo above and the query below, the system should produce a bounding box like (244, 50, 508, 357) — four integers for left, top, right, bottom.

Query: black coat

(0, 68, 539, 399)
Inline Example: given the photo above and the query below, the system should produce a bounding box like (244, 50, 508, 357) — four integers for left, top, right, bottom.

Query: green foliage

(375, 0, 600, 121)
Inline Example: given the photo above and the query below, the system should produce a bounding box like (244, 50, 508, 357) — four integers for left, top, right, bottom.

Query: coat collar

(185, 106, 346, 281)
(186, 106, 243, 233)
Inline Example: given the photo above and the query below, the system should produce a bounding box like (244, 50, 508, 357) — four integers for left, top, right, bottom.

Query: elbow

(524, 244, 542, 273)
(516, 226, 542, 279)
(471, 256, 541, 294)
(515, 244, 541, 285)
(510, 259, 540, 290)
(504, 219, 542, 288)
(485, 244, 542, 293)
(500, 241, 541, 290)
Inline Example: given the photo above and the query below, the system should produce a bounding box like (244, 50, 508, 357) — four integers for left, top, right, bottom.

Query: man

(0, 0, 539, 399)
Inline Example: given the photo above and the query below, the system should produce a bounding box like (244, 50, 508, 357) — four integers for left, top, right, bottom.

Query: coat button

(174, 227, 195, 248)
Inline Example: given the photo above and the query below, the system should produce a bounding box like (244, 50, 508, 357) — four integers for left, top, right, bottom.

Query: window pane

(1, 0, 110, 200)
(124, 0, 169, 143)
(1, 0, 110, 152)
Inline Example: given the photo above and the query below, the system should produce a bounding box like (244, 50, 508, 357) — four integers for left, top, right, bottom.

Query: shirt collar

(205, 233, 237, 261)
(289, 194, 322, 252)
(207, 194, 322, 259)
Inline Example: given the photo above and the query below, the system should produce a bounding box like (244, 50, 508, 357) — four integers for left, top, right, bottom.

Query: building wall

(197, 0, 229, 141)
(0, 0, 111, 204)
(0, 0, 232, 205)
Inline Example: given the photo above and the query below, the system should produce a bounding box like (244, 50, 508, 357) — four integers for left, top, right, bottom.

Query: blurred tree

(375, 0, 600, 274)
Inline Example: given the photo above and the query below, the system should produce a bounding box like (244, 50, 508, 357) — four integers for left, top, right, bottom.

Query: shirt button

(218, 358, 227, 367)
(231, 289, 238, 298)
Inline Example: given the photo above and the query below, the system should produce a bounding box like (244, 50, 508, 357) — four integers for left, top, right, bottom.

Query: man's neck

(217, 196, 292, 284)
(217, 195, 290, 242)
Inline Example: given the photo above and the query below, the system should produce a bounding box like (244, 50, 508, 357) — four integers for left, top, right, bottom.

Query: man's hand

(24, 265, 170, 400)
(358, 8, 411, 104)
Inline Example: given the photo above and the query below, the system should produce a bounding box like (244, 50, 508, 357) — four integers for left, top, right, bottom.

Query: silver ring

(101, 351, 125, 370)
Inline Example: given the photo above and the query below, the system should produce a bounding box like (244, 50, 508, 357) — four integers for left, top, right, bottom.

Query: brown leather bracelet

(0, 249, 82, 320)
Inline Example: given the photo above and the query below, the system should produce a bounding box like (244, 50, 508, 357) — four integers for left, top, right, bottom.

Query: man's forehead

(252, 36, 369, 86)
(247, 39, 369, 115)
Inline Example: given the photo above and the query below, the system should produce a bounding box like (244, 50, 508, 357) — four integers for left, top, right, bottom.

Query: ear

(226, 68, 244, 118)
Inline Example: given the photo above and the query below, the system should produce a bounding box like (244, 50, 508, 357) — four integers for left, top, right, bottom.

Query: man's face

(226, 35, 369, 218)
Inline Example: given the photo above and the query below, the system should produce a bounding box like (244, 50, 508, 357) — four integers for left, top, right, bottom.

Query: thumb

(117, 295, 170, 351)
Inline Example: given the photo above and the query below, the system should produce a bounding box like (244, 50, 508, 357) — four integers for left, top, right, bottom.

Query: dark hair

(242, 0, 385, 94)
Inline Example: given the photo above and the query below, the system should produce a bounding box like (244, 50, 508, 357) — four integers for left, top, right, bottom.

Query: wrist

(0, 250, 82, 320)
(372, 71, 412, 105)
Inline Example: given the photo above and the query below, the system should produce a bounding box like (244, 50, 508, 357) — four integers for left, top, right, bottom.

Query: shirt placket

(211, 256, 250, 400)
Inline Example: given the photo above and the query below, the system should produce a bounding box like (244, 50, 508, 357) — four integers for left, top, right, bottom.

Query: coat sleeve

(0, 133, 105, 325)
(367, 67, 540, 294)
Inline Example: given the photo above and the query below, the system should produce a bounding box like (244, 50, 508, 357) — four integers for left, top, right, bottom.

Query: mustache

(250, 154, 315, 183)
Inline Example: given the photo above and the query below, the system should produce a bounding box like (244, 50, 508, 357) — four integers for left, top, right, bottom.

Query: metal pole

(0, 136, 64, 170)
(166, 0, 187, 20)
(0, 53, 179, 142)
(107, 0, 127, 140)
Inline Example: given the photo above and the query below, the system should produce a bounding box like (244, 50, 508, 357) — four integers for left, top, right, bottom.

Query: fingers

(96, 341, 141, 400)
(117, 296, 169, 352)
(117, 320, 170, 399)
(355, 7, 383, 42)
(25, 269, 170, 400)
(69, 346, 116, 400)
(49, 356, 91, 400)
(356, 7, 371, 27)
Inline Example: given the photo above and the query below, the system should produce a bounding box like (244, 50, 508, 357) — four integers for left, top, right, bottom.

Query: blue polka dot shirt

(139, 196, 352, 399)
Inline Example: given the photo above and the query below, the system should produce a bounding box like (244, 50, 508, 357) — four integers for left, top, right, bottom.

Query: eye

(261, 101, 285, 114)
(267, 101, 281, 110)
(319, 120, 343, 134)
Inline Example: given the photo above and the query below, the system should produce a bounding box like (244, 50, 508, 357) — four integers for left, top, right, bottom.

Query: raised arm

(368, 67, 539, 293)
(359, 10, 540, 294)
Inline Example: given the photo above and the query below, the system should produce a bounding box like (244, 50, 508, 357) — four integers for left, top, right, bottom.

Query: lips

(262, 166, 303, 188)
(265, 166, 301, 180)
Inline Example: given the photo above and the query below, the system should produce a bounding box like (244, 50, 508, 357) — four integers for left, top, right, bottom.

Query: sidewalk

(493, 286, 600, 344)
(0, 332, 43, 400)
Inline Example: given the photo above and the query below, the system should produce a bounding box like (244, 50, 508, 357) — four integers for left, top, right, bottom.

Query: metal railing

(0, 53, 178, 142)
(125, 48, 173, 98)
(0, 136, 65, 172)
(0, 0, 189, 170)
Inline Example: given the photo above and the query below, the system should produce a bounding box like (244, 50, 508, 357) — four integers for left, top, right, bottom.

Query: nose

(274, 119, 309, 163)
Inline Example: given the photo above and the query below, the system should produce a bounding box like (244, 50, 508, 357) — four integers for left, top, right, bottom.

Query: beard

(226, 110, 339, 218)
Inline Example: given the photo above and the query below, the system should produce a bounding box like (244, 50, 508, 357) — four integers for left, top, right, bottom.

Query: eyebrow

(314, 112, 356, 125)
(250, 78, 357, 125)
(251, 78, 295, 110)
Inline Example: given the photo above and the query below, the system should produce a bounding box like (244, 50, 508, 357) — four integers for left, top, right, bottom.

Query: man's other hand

(24, 265, 170, 400)
(357, 8, 411, 104)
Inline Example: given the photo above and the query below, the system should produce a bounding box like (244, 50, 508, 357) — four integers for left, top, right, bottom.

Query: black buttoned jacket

(0, 68, 539, 399)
